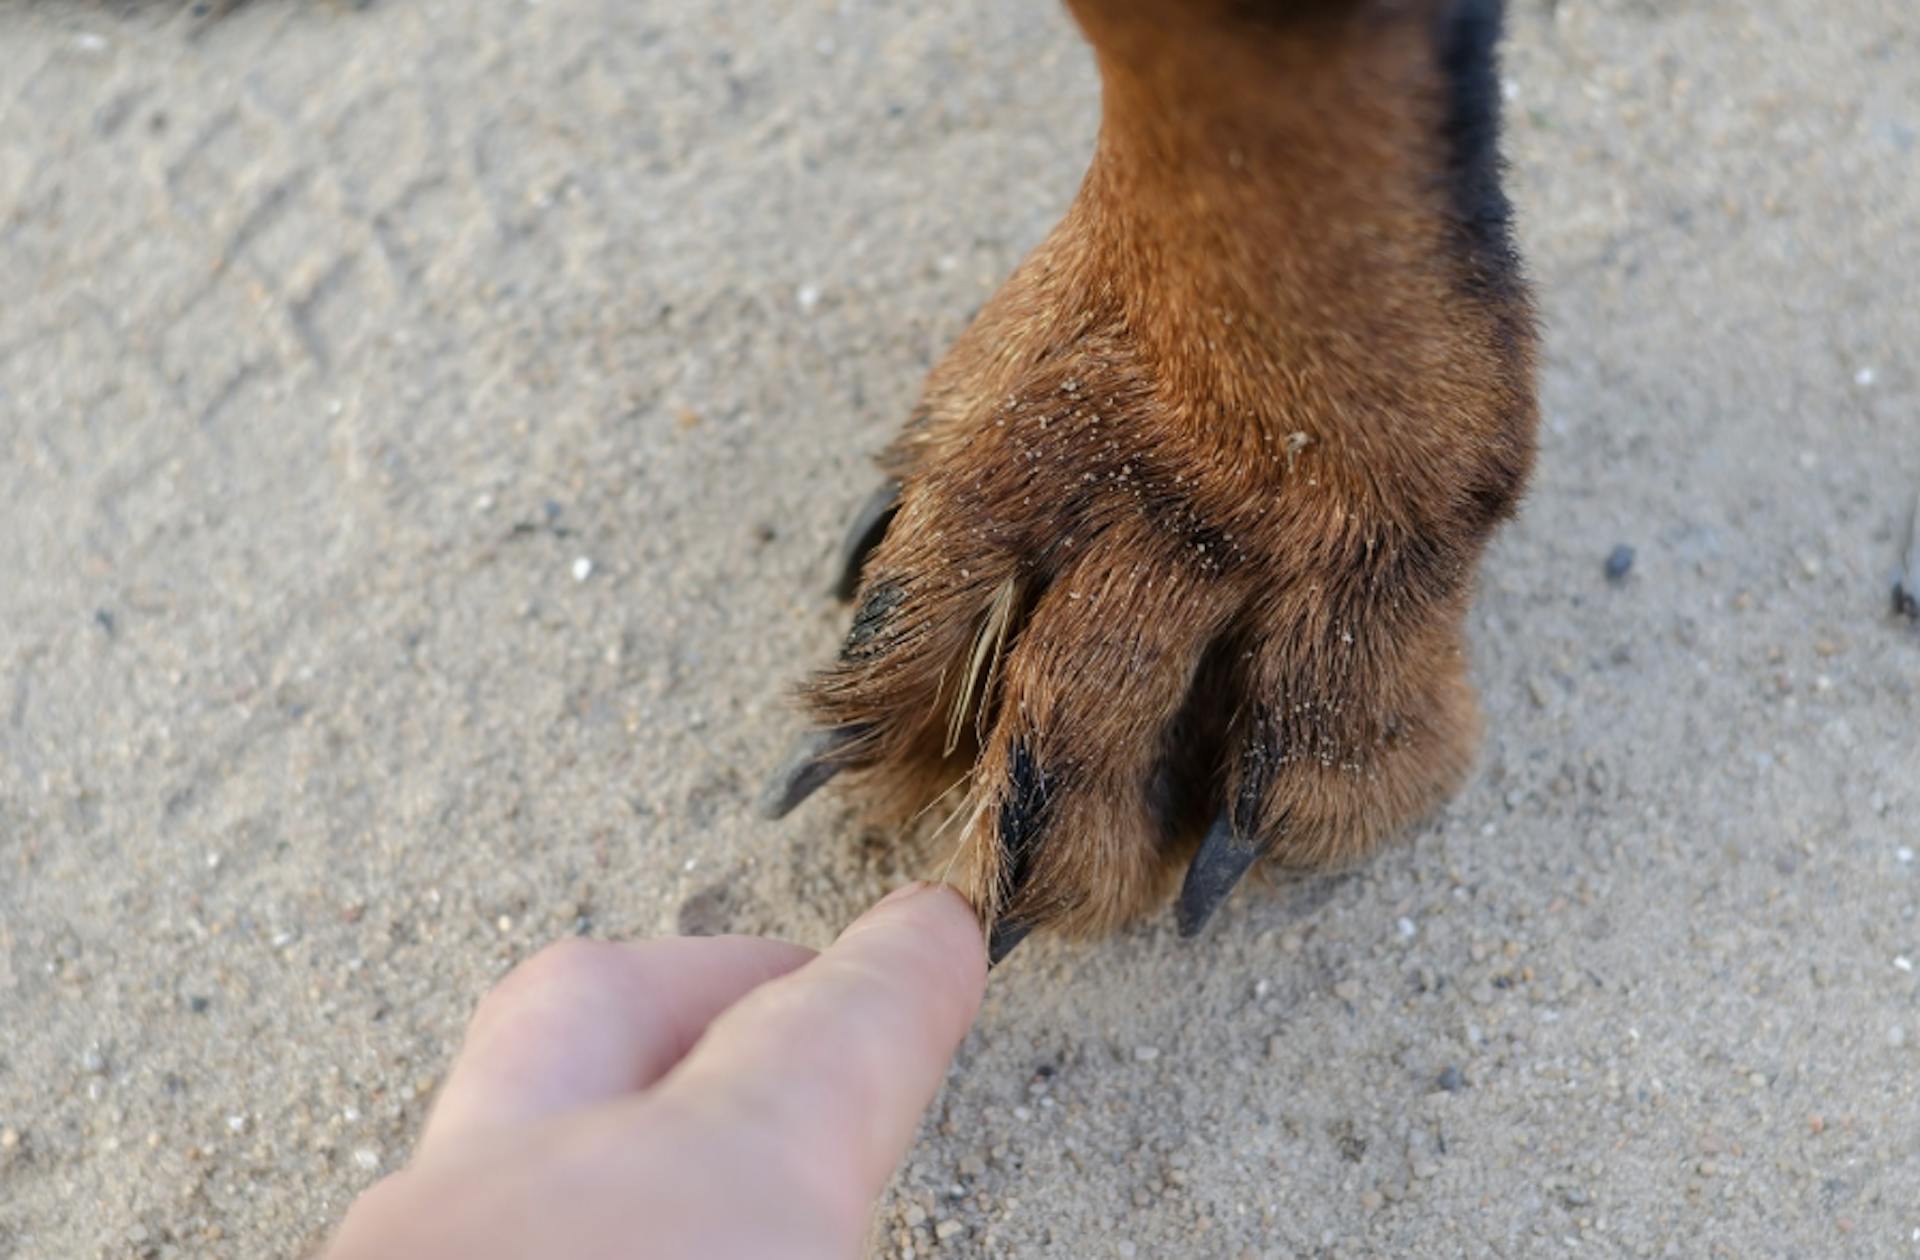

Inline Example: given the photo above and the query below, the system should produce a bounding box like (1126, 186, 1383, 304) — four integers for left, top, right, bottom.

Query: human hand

(321, 882, 987, 1260)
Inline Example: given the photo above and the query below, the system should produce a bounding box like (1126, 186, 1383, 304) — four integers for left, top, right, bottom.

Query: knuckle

(470, 937, 613, 1030)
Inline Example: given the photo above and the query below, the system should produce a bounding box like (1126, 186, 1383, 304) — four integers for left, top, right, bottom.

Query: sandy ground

(2, 0, 1918, 1256)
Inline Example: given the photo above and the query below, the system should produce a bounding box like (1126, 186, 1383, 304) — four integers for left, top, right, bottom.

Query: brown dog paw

(767, 0, 1537, 957)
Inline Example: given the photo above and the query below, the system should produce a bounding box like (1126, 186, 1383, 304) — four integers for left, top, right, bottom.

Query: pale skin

(321, 883, 988, 1260)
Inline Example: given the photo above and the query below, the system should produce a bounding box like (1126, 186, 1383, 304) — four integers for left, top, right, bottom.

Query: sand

(2, 0, 1917, 1256)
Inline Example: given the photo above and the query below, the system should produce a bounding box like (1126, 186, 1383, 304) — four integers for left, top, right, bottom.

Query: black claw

(984, 742, 1056, 965)
(1176, 812, 1261, 938)
(987, 918, 1033, 967)
(758, 727, 864, 820)
(833, 481, 902, 601)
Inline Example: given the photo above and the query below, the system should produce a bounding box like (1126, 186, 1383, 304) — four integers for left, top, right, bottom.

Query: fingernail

(875, 881, 930, 909)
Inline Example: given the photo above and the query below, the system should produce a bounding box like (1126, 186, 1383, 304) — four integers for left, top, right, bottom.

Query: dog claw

(1175, 811, 1260, 938)
(987, 918, 1033, 967)
(833, 481, 902, 601)
(758, 727, 865, 820)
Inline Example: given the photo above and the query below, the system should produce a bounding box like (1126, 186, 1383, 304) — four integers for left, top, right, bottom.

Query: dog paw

(768, 127, 1534, 958)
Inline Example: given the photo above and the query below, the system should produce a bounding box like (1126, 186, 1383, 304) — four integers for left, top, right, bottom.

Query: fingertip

(855, 880, 984, 934)
(837, 882, 988, 1009)
(870, 879, 938, 910)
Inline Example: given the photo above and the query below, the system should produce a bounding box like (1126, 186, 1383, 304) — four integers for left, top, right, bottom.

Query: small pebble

(571, 556, 594, 582)
(1898, 847, 1914, 865)
(933, 1220, 962, 1242)
(1436, 1066, 1466, 1092)
(352, 1147, 381, 1171)
(226, 1114, 248, 1134)
(1855, 367, 1876, 387)
(1604, 544, 1635, 583)
(1133, 1046, 1160, 1063)
(0, 1128, 18, 1149)
(1896, 957, 1914, 973)
(797, 284, 822, 312)
(1889, 1026, 1907, 1049)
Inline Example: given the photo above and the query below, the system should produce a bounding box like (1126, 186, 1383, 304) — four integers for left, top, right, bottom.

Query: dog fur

(780, 0, 1537, 951)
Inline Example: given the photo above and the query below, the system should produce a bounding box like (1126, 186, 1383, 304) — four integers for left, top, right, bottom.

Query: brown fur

(798, 0, 1537, 941)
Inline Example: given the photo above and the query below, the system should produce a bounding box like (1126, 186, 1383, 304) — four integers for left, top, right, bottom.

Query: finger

(653, 883, 986, 1203)
(417, 935, 815, 1164)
